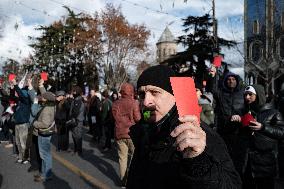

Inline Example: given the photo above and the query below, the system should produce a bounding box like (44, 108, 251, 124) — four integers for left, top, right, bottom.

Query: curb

(52, 152, 110, 189)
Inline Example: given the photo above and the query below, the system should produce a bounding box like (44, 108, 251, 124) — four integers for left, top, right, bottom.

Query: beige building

(156, 26, 177, 64)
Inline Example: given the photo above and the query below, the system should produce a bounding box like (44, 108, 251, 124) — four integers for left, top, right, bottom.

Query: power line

(120, 0, 177, 17)
(47, 0, 94, 15)
(14, 1, 58, 19)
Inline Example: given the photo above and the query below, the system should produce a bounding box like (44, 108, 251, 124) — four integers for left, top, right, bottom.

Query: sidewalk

(0, 140, 95, 189)
(51, 127, 121, 189)
(0, 126, 121, 189)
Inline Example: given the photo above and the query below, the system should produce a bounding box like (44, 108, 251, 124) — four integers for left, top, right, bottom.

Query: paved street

(0, 127, 121, 189)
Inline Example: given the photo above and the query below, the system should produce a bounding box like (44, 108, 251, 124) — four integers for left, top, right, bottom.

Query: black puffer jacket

(128, 105, 242, 189)
(214, 72, 244, 135)
(235, 84, 284, 178)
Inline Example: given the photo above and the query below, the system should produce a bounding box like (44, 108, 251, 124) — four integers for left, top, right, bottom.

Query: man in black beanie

(127, 65, 241, 189)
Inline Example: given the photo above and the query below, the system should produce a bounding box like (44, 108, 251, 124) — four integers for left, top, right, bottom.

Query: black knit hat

(137, 65, 175, 95)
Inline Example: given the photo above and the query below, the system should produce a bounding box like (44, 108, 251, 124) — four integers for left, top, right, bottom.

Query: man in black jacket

(68, 86, 85, 156)
(214, 72, 244, 164)
(127, 65, 242, 189)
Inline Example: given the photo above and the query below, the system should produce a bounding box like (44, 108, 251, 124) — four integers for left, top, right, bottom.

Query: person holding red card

(10, 77, 32, 164)
(127, 65, 241, 189)
(231, 84, 284, 189)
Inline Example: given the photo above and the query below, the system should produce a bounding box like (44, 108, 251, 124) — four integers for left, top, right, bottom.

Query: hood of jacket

(252, 84, 266, 107)
(245, 84, 266, 114)
(222, 72, 241, 92)
(120, 83, 134, 98)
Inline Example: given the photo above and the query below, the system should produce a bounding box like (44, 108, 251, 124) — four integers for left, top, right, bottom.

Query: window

(253, 20, 259, 34)
(277, 35, 284, 61)
(280, 37, 284, 59)
(249, 40, 263, 64)
(281, 12, 284, 31)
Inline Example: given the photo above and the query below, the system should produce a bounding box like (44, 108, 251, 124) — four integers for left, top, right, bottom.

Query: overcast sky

(0, 0, 244, 77)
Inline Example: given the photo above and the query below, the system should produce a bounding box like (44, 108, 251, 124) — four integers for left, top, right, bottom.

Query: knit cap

(137, 65, 175, 95)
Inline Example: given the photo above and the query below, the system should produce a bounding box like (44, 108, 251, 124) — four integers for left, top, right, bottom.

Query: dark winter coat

(69, 96, 85, 125)
(214, 72, 244, 135)
(13, 85, 31, 124)
(55, 99, 70, 125)
(101, 98, 113, 126)
(88, 95, 101, 123)
(235, 84, 284, 178)
(127, 105, 242, 189)
(0, 88, 9, 112)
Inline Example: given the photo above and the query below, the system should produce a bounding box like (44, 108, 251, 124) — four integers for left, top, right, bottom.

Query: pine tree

(29, 6, 101, 90)
(168, 14, 236, 82)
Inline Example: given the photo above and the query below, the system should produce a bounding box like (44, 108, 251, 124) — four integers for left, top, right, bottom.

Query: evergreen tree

(29, 7, 101, 90)
(168, 14, 236, 82)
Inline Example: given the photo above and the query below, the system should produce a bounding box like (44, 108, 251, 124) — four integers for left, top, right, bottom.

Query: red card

(241, 113, 255, 127)
(170, 77, 201, 123)
(40, 72, 48, 81)
(8, 74, 16, 81)
(213, 55, 222, 68)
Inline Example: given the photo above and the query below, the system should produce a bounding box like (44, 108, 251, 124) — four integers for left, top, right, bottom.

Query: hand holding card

(241, 113, 255, 127)
(248, 120, 262, 131)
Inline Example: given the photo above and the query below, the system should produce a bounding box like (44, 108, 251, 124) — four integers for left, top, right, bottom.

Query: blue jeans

(38, 135, 52, 179)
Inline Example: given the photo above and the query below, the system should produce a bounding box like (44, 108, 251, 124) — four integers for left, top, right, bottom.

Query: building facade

(156, 26, 177, 64)
(245, 0, 284, 94)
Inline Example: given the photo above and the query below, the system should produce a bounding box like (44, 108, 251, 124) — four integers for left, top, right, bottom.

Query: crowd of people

(0, 64, 284, 189)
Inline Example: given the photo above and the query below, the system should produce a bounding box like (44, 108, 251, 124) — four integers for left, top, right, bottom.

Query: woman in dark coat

(231, 84, 284, 189)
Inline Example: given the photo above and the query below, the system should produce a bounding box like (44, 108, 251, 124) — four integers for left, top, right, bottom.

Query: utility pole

(212, 0, 220, 91)
(212, 0, 218, 51)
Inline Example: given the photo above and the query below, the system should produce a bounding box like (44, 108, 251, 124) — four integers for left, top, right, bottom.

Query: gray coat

(33, 105, 55, 130)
